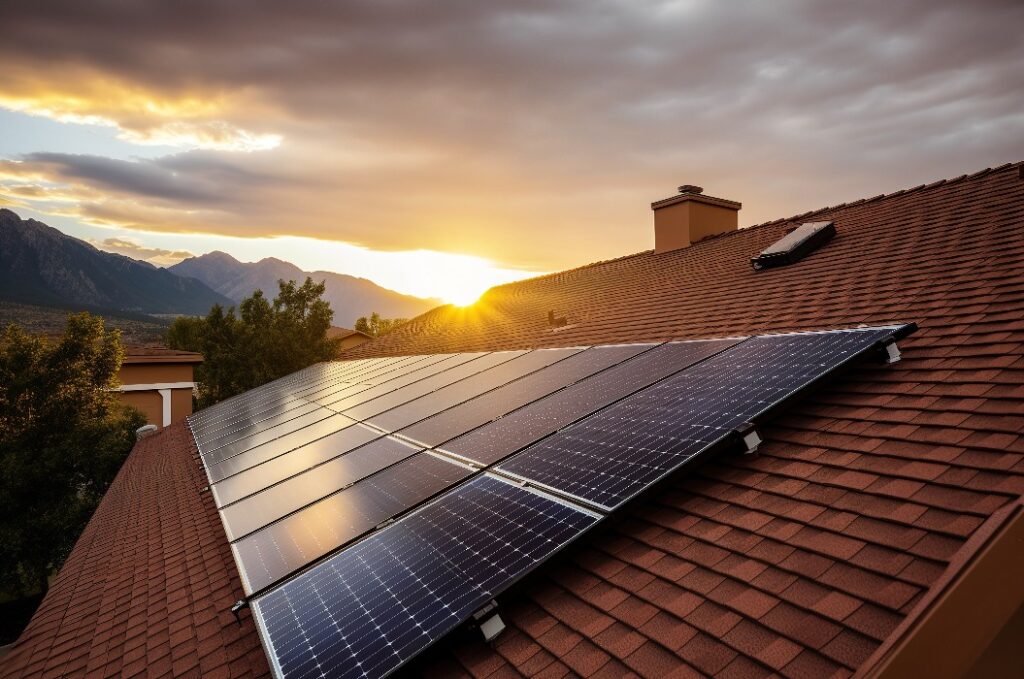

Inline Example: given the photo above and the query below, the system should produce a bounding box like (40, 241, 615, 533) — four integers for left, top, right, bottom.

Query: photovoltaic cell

(220, 436, 424, 541)
(441, 339, 739, 466)
(234, 452, 474, 594)
(365, 347, 582, 432)
(206, 413, 357, 483)
(252, 475, 598, 679)
(210, 423, 382, 507)
(397, 344, 652, 448)
(497, 327, 902, 509)
(299, 354, 457, 405)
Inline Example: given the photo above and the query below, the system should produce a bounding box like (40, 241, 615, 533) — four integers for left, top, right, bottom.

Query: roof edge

(856, 495, 1024, 678)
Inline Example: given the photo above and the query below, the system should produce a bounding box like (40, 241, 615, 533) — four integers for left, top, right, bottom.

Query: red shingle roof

(3, 162, 1023, 678)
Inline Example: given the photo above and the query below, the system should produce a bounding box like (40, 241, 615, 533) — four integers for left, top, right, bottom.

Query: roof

(327, 326, 371, 340)
(121, 346, 204, 365)
(3, 161, 1023, 679)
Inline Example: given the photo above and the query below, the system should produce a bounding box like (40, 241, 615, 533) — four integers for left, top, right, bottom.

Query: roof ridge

(482, 161, 1023, 294)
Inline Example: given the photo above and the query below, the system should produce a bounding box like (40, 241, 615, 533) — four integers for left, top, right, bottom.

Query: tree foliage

(167, 278, 340, 408)
(354, 312, 407, 338)
(0, 313, 145, 595)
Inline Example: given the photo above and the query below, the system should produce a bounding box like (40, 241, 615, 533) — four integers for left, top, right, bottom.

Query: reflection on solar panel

(441, 339, 739, 465)
(252, 475, 598, 679)
(397, 344, 651, 448)
(363, 347, 582, 431)
(497, 327, 902, 509)
(220, 436, 424, 541)
(210, 423, 382, 507)
(233, 452, 473, 594)
(206, 413, 357, 482)
(184, 323, 914, 679)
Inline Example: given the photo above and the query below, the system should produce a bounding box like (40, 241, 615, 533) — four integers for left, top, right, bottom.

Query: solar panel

(340, 351, 528, 421)
(396, 344, 651, 448)
(210, 422, 382, 507)
(201, 407, 341, 470)
(497, 327, 905, 509)
(198, 324, 912, 679)
(205, 414, 359, 483)
(220, 436, 425, 541)
(440, 339, 740, 466)
(299, 354, 459, 405)
(364, 348, 582, 432)
(233, 452, 474, 594)
(251, 475, 598, 679)
(318, 353, 487, 411)
(197, 401, 323, 454)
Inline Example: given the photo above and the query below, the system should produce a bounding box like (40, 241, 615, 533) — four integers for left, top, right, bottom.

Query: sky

(1, 0, 1022, 304)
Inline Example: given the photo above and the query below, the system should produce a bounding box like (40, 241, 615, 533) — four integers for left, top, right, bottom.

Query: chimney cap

(678, 185, 703, 195)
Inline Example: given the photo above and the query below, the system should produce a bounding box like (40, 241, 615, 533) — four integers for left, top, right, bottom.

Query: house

(116, 347, 203, 429)
(327, 326, 373, 353)
(2, 162, 1022, 679)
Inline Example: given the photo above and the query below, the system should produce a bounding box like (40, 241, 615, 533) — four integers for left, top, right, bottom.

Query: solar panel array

(186, 324, 913, 679)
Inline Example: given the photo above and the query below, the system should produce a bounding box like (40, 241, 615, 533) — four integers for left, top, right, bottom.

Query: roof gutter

(856, 496, 1024, 679)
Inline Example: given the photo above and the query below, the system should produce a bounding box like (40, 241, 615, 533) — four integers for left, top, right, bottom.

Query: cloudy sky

(1, 0, 1021, 302)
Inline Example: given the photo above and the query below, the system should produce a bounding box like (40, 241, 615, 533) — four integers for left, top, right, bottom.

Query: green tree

(354, 312, 407, 338)
(0, 313, 145, 595)
(167, 278, 340, 407)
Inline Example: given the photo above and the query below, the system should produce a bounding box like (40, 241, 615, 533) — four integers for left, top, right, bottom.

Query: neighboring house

(117, 347, 202, 429)
(2, 162, 1022, 679)
(327, 326, 373, 353)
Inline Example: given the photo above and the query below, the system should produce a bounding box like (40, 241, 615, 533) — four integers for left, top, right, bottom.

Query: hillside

(0, 209, 233, 315)
(170, 251, 438, 325)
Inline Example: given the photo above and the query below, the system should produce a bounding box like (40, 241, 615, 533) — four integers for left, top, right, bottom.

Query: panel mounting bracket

(472, 600, 505, 642)
(882, 341, 901, 364)
(230, 599, 248, 625)
(734, 422, 762, 455)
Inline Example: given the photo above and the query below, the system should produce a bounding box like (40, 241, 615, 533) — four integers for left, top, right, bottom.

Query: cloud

(0, 0, 1021, 270)
(88, 237, 194, 267)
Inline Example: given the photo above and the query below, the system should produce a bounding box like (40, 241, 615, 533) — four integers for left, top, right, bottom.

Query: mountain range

(169, 252, 437, 325)
(0, 208, 232, 315)
(0, 208, 438, 325)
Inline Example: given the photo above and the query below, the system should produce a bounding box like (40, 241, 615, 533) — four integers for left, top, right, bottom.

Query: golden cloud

(0, 70, 281, 152)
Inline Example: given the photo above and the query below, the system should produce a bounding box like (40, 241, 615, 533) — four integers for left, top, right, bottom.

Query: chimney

(651, 185, 741, 253)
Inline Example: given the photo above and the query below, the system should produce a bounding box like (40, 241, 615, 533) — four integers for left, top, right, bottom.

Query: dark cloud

(0, 0, 1021, 268)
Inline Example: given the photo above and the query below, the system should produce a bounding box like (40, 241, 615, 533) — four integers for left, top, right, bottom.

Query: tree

(354, 312, 408, 338)
(167, 277, 340, 407)
(0, 313, 145, 595)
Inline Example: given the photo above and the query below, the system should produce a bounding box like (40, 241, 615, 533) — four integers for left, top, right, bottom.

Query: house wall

(116, 362, 198, 428)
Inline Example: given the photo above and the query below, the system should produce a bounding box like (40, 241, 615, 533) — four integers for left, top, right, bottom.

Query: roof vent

(751, 221, 835, 270)
(547, 310, 567, 327)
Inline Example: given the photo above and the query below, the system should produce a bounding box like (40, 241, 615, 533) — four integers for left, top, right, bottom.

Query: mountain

(169, 251, 439, 325)
(0, 208, 234, 315)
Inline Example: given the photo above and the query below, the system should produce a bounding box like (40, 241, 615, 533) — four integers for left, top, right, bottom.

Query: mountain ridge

(170, 251, 438, 325)
(0, 208, 234, 316)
